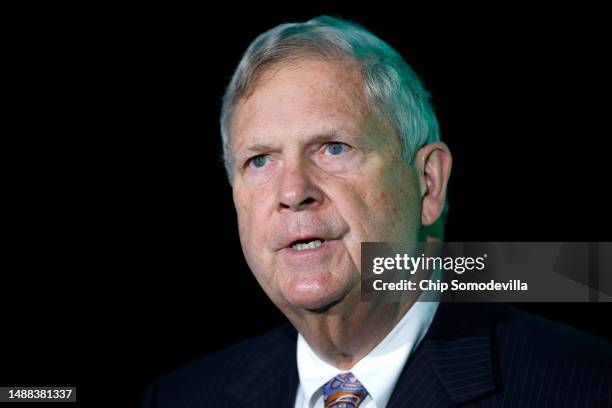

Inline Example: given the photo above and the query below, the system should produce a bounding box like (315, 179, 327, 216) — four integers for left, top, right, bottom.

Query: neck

(285, 288, 417, 369)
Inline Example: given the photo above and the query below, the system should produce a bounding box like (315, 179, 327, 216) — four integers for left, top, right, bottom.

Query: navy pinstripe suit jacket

(143, 303, 611, 407)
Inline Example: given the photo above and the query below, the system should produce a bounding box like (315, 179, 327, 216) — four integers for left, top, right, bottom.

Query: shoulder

(492, 303, 611, 361)
(491, 304, 611, 405)
(142, 323, 297, 407)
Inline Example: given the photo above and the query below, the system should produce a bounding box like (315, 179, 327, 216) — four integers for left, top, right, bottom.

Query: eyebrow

(238, 143, 275, 158)
(235, 127, 350, 160)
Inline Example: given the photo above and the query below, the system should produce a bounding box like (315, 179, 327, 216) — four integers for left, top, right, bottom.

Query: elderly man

(144, 16, 611, 408)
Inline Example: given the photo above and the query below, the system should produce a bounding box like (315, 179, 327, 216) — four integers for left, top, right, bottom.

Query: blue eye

(249, 155, 268, 168)
(325, 143, 348, 156)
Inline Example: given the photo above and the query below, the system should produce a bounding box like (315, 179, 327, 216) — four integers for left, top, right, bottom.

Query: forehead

(231, 58, 370, 152)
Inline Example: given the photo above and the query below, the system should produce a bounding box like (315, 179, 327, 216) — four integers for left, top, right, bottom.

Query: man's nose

(277, 162, 323, 211)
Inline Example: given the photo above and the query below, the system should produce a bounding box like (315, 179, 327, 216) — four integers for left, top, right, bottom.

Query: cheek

(359, 170, 420, 240)
(234, 188, 272, 272)
(233, 191, 250, 235)
(234, 189, 259, 253)
(383, 176, 420, 238)
(368, 191, 405, 237)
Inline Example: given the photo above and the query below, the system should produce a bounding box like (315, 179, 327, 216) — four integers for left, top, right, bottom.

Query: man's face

(230, 58, 422, 312)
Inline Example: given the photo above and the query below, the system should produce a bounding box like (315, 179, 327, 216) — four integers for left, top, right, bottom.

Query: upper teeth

(292, 240, 322, 251)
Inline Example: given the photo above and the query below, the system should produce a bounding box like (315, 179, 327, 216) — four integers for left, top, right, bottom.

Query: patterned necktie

(322, 372, 369, 408)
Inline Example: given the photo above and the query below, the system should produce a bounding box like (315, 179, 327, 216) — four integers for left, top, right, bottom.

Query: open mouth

(290, 238, 325, 251)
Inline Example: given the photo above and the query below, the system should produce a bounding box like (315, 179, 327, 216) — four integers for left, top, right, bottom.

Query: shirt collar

(297, 297, 439, 408)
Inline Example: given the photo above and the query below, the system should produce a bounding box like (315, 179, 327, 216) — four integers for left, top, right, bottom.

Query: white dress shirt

(294, 295, 439, 408)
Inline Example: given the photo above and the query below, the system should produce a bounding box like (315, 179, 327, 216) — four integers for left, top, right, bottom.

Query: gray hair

(220, 15, 446, 220)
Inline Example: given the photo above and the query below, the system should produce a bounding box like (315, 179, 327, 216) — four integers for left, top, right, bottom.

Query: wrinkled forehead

(230, 58, 372, 152)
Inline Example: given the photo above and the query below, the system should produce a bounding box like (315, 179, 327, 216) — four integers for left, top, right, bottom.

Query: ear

(415, 142, 452, 226)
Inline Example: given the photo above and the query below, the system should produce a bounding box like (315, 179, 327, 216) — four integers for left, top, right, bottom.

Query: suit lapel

(224, 303, 497, 407)
(388, 303, 498, 407)
(227, 323, 299, 408)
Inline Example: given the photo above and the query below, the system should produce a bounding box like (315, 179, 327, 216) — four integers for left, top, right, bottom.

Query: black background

(3, 4, 610, 407)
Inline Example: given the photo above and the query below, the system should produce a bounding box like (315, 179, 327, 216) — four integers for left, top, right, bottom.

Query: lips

(272, 217, 346, 252)
(280, 237, 338, 257)
(290, 238, 324, 251)
(276, 233, 336, 252)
